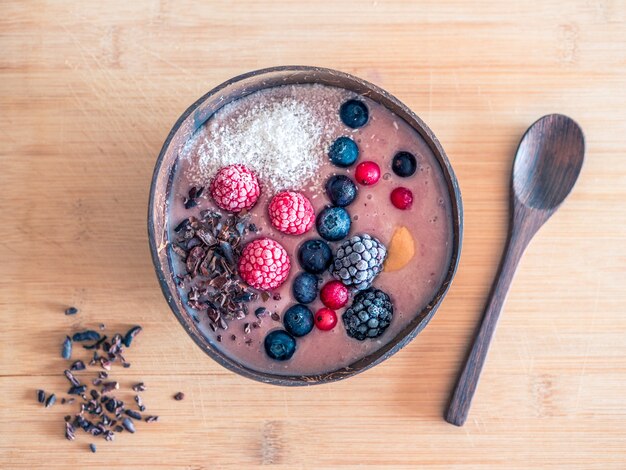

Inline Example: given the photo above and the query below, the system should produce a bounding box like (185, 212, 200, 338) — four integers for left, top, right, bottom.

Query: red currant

(320, 280, 349, 309)
(314, 308, 338, 331)
(355, 161, 381, 186)
(390, 187, 413, 210)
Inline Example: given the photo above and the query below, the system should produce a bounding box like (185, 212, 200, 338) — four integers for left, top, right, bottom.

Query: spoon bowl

(445, 114, 584, 426)
(513, 114, 585, 211)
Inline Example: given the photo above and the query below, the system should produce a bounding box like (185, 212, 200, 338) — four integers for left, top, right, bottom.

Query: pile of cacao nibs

(37, 323, 160, 451)
(172, 209, 261, 331)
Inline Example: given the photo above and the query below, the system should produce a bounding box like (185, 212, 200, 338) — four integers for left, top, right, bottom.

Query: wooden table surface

(2, 1, 625, 468)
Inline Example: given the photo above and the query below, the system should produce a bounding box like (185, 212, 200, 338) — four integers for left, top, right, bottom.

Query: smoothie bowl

(148, 66, 462, 385)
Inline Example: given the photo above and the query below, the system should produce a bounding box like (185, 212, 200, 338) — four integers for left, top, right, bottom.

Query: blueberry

(292, 272, 319, 304)
(326, 175, 357, 207)
(298, 239, 333, 274)
(264, 330, 296, 361)
(340, 99, 369, 128)
(328, 137, 359, 167)
(283, 304, 314, 337)
(316, 206, 351, 241)
(392, 151, 417, 177)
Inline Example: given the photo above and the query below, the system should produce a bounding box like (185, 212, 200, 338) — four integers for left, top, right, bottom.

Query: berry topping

(268, 191, 315, 235)
(209, 164, 260, 213)
(340, 99, 369, 129)
(320, 280, 349, 309)
(328, 137, 359, 167)
(314, 308, 338, 331)
(343, 288, 393, 340)
(326, 174, 357, 207)
(292, 272, 320, 304)
(283, 304, 314, 337)
(392, 151, 418, 177)
(238, 238, 291, 290)
(316, 206, 351, 241)
(331, 234, 387, 291)
(298, 239, 333, 274)
(390, 187, 414, 210)
(264, 330, 296, 361)
(355, 161, 381, 186)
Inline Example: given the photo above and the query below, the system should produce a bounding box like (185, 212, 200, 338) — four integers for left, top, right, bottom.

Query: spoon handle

(445, 228, 529, 426)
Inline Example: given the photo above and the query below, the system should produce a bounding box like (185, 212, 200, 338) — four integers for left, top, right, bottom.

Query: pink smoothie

(167, 84, 452, 376)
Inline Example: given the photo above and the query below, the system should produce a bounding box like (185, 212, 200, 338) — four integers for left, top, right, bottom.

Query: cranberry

(390, 187, 413, 210)
(355, 161, 381, 186)
(314, 308, 338, 331)
(320, 280, 349, 309)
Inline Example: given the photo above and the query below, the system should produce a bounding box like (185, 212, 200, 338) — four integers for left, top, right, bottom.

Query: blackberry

(331, 234, 387, 291)
(342, 288, 393, 340)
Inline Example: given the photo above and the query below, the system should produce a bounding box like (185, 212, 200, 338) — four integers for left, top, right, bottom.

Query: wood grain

(1, 0, 626, 468)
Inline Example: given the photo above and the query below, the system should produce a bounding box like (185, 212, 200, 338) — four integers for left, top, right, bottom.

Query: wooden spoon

(445, 114, 585, 426)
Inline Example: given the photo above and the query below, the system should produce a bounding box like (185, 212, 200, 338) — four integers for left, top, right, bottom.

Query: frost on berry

(210, 164, 260, 212)
(331, 234, 387, 290)
(268, 191, 315, 235)
(238, 238, 290, 290)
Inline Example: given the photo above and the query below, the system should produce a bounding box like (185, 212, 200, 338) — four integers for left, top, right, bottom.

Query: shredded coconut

(182, 84, 350, 193)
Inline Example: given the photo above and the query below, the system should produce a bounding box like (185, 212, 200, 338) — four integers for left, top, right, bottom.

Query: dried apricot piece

(383, 226, 415, 272)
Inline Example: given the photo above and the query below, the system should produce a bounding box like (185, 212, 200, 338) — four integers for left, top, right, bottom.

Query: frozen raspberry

(210, 164, 260, 213)
(238, 238, 291, 290)
(268, 191, 315, 235)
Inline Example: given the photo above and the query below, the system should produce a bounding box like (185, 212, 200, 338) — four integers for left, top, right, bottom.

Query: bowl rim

(148, 65, 463, 386)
